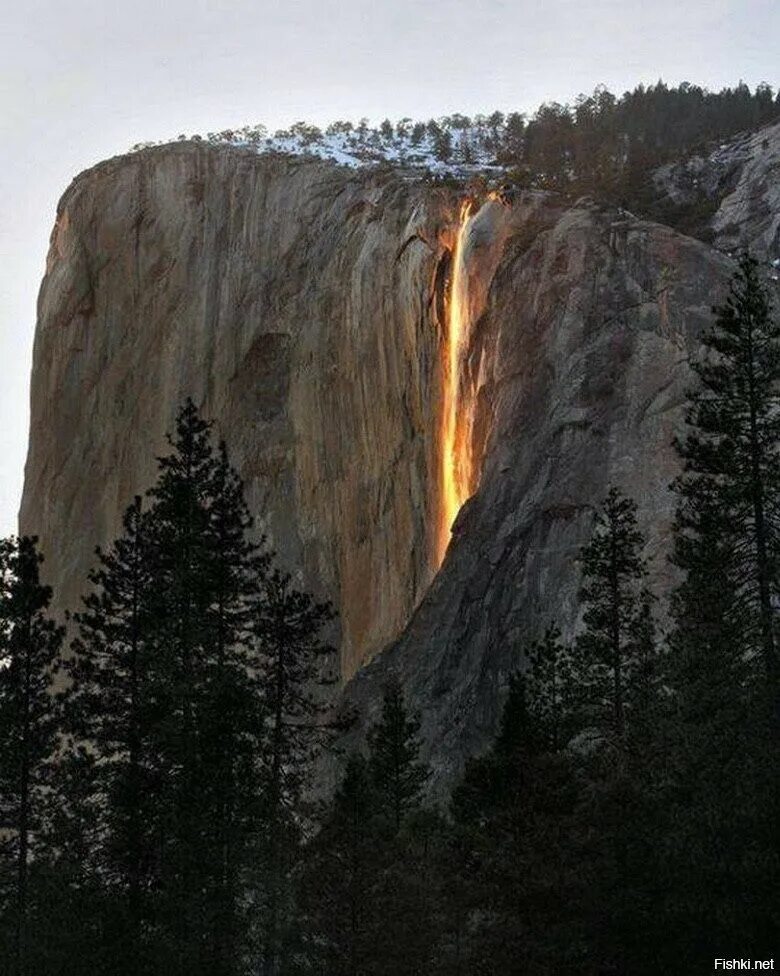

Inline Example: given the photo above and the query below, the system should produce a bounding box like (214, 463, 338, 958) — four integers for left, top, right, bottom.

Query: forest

(1, 253, 778, 974)
(143, 80, 780, 205)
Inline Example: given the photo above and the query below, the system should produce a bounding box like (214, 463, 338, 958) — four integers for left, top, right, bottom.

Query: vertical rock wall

(21, 144, 461, 677)
(344, 200, 738, 794)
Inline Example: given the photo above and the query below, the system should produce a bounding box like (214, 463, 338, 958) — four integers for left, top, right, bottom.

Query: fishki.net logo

(714, 961, 775, 971)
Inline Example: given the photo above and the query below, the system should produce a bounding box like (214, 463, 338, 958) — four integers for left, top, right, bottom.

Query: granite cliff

(23, 146, 457, 678)
(21, 122, 778, 791)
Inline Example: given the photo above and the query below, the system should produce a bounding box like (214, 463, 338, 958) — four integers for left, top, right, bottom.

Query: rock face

(653, 118, 780, 262)
(22, 144, 460, 678)
(22, 127, 776, 793)
(345, 201, 734, 795)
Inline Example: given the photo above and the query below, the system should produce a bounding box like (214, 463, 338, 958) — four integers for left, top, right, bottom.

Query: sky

(2, 0, 779, 536)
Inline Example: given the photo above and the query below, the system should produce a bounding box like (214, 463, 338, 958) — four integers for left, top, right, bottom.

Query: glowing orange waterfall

(437, 200, 476, 565)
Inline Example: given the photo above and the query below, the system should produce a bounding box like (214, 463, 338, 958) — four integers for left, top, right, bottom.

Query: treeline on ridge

(140, 80, 780, 203)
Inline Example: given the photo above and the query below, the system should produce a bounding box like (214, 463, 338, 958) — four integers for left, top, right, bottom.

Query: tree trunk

(127, 500, 144, 970)
(265, 626, 285, 976)
(610, 532, 624, 739)
(745, 317, 779, 732)
(15, 621, 31, 976)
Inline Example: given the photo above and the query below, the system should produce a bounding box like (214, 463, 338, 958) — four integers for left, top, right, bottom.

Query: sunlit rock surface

(344, 201, 734, 795)
(22, 144, 460, 678)
(24, 128, 777, 791)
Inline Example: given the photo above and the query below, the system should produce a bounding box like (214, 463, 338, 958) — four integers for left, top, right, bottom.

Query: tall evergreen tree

(574, 487, 656, 742)
(297, 686, 440, 976)
(145, 401, 271, 974)
(450, 673, 581, 975)
(361, 680, 440, 976)
(671, 253, 780, 726)
(367, 678, 429, 833)
(295, 754, 376, 976)
(60, 496, 156, 972)
(0, 536, 63, 976)
(254, 566, 336, 976)
(563, 491, 662, 973)
(657, 254, 780, 963)
(198, 442, 273, 975)
(525, 624, 579, 752)
(61, 401, 272, 975)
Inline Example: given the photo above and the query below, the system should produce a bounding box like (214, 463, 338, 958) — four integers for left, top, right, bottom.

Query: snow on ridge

(130, 122, 510, 178)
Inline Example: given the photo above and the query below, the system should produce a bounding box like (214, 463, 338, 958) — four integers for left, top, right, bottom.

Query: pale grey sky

(2, 0, 778, 537)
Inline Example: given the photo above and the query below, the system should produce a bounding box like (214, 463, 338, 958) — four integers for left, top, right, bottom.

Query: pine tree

(254, 566, 336, 976)
(295, 754, 376, 976)
(573, 487, 656, 743)
(671, 253, 780, 728)
(525, 624, 578, 751)
(450, 674, 581, 975)
(60, 496, 157, 971)
(367, 678, 428, 833)
(195, 440, 271, 975)
(429, 123, 453, 163)
(452, 674, 532, 821)
(656, 255, 780, 963)
(144, 401, 269, 974)
(298, 686, 443, 976)
(60, 401, 271, 975)
(563, 490, 662, 973)
(0, 536, 63, 976)
(364, 680, 437, 976)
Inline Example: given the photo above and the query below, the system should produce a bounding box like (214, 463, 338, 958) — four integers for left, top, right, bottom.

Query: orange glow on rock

(438, 199, 476, 565)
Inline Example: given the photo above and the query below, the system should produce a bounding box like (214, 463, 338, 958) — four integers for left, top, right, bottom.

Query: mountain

(20, 117, 780, 792)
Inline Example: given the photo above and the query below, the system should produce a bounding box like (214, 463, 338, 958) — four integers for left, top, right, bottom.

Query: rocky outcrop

(343, 199, 736, 794)
(711, 121, 780, 261)
(23, 136, 765, 793)
(653, 118, 780, 262)
(22, 144, 461, 677)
